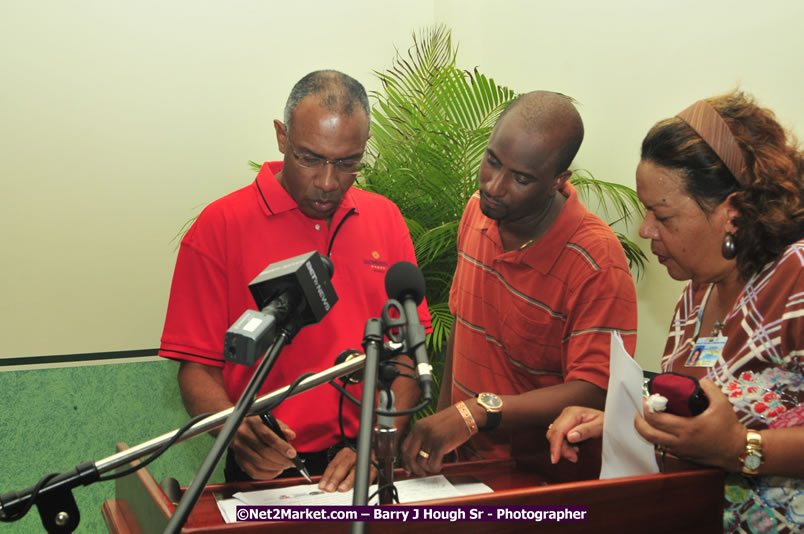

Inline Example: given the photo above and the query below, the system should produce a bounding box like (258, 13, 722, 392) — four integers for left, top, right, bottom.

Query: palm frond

(403, 216, 427, 245)
(614, 231, 649, 278)
(570, 168, 644, 228)
(170, 215, 197, 251)
(426, 302, 455, 354)
(413, 222, 459, 268)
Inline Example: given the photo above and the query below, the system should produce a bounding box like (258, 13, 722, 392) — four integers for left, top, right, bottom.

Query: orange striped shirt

(449, 182, 637, 459)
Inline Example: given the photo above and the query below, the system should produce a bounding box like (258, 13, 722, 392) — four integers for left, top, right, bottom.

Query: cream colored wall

(436, 0, 804, 370)
(2, 1, 802, 371)
(0, 0, 434, 359)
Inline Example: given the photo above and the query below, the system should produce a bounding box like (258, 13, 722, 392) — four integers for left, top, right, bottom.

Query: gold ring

(417, 450, 430, 459)
(548, 424, 553, 430)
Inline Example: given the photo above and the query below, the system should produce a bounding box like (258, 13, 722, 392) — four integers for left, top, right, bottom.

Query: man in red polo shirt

(159, 70, 429, 492)
(401, 91, 637, 474)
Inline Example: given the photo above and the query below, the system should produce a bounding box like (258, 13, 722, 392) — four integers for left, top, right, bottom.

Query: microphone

(224, 251, 337, 365)
(384, 261, 433, 401)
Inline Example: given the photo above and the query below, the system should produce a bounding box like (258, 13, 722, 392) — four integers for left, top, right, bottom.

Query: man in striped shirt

(402, 91, 637, 474)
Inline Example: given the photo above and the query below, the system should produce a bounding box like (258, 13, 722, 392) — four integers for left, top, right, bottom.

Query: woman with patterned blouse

(547, 91, 804, 533)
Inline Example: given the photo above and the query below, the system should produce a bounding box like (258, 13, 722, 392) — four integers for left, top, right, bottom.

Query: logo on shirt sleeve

(364, 250, 389, 273)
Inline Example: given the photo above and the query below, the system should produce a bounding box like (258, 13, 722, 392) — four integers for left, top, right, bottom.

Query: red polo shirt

(160, 162, 430, 452)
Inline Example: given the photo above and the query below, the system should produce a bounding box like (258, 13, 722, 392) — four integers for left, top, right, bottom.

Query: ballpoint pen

(260, 412, 313, 483)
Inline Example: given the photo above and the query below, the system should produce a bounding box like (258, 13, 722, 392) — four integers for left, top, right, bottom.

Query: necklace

(509, 194, 561, 252)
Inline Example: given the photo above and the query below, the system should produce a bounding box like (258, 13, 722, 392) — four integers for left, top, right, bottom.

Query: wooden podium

(102, 442, 723, 534)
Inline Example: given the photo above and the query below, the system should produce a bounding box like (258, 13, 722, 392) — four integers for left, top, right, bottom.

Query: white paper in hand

(598, 332, 659, 479)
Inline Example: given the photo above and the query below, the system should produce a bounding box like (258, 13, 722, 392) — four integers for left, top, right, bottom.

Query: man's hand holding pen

(228, 411, 370, 492)
(227, 413, 302, 482)
(260, 412, 313, 483)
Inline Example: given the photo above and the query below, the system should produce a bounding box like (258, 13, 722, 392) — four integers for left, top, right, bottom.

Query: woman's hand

(546, 406, 604, 464)
(634, 379, 745, 470)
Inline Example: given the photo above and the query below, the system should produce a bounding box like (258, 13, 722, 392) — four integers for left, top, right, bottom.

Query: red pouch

(647, 372, 709, 416)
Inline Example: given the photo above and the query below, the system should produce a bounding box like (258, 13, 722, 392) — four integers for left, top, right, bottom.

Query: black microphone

(384, 261, 433, 401)
(224, 251, 337, 365)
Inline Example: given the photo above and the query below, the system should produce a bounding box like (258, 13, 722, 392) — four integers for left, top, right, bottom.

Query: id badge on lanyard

(685, 336, 727, 368)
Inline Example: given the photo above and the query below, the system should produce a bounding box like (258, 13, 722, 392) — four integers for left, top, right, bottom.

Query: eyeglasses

(287, 141, 366, 176)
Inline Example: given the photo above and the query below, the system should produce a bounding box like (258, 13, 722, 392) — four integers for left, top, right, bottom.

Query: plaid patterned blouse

(662, 239, 804, 533)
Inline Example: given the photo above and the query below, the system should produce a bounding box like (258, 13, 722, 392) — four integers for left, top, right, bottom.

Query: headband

(676, 100, 748, 186)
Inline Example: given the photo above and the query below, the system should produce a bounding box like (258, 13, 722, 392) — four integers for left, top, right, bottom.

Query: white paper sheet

(215, 475, 493, 523)
(598, 332, 659, 479)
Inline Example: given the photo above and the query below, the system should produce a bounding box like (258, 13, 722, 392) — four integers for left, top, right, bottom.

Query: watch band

(740, 430, 764, 476)
(454, 401, 478, 437)
(478, 409, 502, 431)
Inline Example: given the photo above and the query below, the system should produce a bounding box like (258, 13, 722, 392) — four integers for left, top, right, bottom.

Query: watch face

(745, 454, 761, 470)
(478, 393, 502, 409)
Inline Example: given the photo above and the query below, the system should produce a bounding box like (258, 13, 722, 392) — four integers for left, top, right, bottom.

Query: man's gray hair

(284, 70, 370, 135)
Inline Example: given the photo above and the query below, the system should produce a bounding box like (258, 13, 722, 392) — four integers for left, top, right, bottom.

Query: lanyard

(692, 282, 748, 340)
(692, 284, 716, 340)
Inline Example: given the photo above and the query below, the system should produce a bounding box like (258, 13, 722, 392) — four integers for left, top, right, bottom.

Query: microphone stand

(163, 317, 302, 533)
(374, 383, 397, 505)
(350, 318, 383, 534)
(0, 348, 370, 533)
(351, 297, 410, 533)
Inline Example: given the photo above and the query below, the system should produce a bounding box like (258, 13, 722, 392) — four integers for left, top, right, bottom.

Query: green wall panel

(0, 360, 224, 533)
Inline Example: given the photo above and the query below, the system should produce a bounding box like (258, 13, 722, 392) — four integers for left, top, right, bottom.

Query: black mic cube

(224, 309, 278, 366)
(247, 250, 337, 327)
(223, 251, 339, 366)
